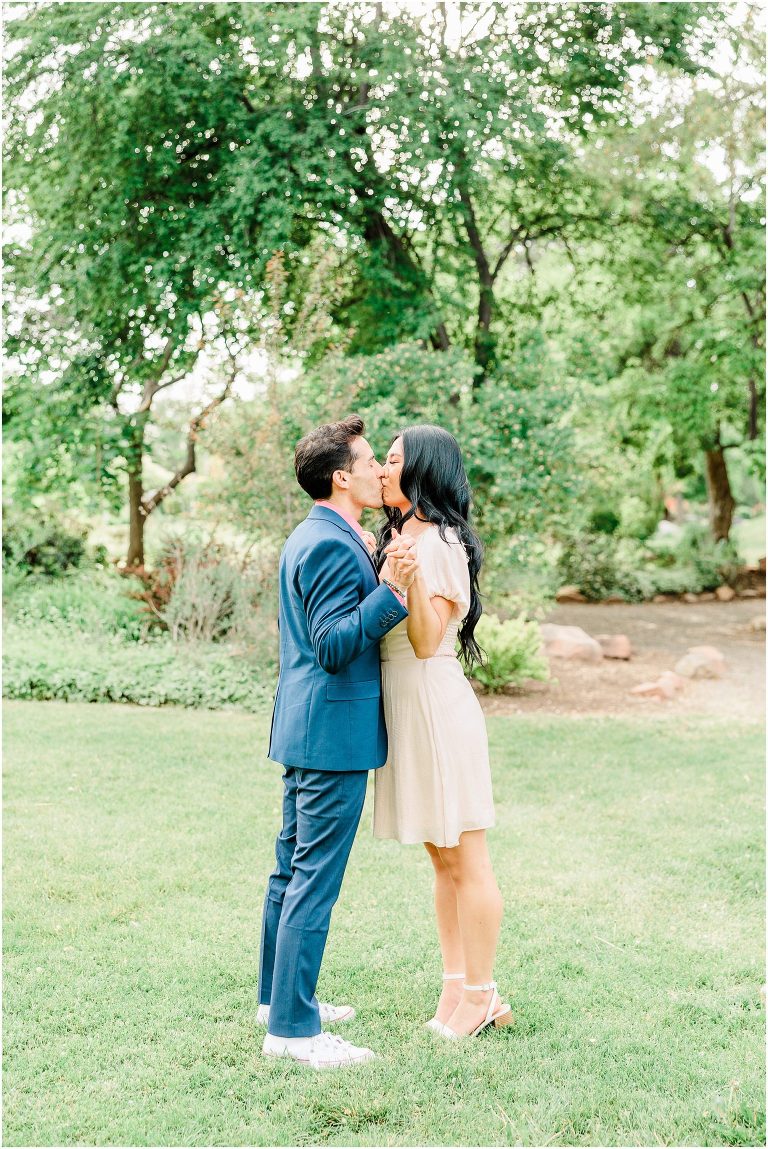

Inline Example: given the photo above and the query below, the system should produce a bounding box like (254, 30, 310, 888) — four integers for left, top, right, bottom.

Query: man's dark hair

(294, 415, 365, 499)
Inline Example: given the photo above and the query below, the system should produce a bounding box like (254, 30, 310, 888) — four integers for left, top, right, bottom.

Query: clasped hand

(385, 529, 419, 589)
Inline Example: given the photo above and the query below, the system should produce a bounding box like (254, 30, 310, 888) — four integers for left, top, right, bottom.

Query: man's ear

(331, 469, 349, 491)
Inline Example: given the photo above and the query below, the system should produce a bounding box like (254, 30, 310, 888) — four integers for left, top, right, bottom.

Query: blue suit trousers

(258, 766, 369, 1037)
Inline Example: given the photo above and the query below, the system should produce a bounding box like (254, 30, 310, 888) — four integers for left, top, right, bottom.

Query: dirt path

(479, 599, 765, 721)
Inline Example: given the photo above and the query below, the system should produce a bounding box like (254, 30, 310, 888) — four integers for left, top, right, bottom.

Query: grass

(3, 701, 765, 1147)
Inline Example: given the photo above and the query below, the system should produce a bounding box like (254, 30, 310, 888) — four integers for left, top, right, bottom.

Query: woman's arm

(387, 536, 454, 659)
(402, 573, 454, 659)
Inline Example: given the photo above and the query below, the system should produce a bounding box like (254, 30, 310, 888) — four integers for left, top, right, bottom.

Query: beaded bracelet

(381, 577, 407, 597)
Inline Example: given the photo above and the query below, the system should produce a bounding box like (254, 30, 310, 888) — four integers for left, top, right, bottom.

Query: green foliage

(588, 506, 621, 535)
(646, 522, 743, 592)
(152, 535, 279, 649)
(4, 569, 149, 642)
(209, 340, 578, 563)
(3, 0, 720, 535)
(557, 533, 650, 602)
(3, 508, 89, 577)
(469, 614, 549, 694)
(3, 628, 271, 712)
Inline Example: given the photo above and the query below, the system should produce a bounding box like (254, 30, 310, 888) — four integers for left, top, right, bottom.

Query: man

(258, 415, 410, 1070)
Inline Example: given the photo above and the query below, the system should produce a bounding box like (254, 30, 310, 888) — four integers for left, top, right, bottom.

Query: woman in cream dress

(373, 425, 513, 1040)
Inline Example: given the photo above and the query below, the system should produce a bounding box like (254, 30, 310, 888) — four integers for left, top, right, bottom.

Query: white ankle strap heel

(424, 972, 466, 1033)
(437, 979, 515, 1040)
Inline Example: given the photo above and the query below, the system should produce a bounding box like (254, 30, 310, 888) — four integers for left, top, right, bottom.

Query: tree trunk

(125, 418, 146, 568)
(704, 441, 735, 542)
(474, 283, 495, 379)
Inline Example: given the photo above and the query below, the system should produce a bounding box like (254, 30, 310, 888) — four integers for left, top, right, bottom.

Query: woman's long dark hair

(376, 425, 484, 668)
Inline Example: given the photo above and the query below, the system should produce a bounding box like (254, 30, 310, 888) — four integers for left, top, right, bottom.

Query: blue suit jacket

(268, 505, 409, 772)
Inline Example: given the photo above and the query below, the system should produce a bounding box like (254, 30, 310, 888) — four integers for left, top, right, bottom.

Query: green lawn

(3, 702, 765, 1147)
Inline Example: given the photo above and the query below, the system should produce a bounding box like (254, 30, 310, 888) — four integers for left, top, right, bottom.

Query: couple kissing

(257, 415, 511, 1070)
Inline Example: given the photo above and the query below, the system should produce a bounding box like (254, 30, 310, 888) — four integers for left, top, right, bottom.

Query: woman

(373, 425, 513, 1040)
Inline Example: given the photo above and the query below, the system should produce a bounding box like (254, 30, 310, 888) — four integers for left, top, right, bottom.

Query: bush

(645, 522, 743, 592)
(2, 627, 273, 712)
(557, 532, 649, 602)
(468, 614, 549, 694)
(3, 511, 89, 576)
(4, 568, 149, 641)
(135, 535, 279, 651)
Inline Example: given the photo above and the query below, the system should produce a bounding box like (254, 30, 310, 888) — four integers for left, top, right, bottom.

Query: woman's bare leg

(424, 842, 465, 1023)
(437, 830, 506, 1035)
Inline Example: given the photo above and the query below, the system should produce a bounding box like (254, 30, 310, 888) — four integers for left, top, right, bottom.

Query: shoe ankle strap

(442, 972, 466, 981)
(463, 980, 497, 992)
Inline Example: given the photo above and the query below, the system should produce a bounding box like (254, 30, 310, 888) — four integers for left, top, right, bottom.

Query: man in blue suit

(258, 415, 410, 1070)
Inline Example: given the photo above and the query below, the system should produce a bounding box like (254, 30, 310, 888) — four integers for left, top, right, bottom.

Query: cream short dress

(373, 525, 495, 848)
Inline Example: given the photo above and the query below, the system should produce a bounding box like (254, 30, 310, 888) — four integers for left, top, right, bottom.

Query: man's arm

(298, 537, 408, 675)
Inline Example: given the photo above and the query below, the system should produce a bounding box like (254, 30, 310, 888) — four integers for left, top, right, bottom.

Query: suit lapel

(308, 505, 379, 578)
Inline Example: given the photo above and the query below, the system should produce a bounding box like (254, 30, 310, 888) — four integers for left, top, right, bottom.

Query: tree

(3, 1, 722, 564)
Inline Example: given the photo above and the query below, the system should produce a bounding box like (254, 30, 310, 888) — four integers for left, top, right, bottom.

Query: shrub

(5, 568, 149, 641)
(135, 535, 279, 650)
(468, 614, 549, 694)
(2, 627, 273, 712)
(3, 511, 89, 576)
(557, 532, 648, 602)
(617, 494, 661, 541)
(645, 522, 742, 592)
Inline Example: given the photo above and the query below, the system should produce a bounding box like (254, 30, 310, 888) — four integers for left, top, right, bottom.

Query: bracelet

(382, 577, 407, 597)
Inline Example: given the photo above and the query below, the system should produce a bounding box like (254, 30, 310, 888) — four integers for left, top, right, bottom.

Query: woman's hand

(386, 529, 419, 589)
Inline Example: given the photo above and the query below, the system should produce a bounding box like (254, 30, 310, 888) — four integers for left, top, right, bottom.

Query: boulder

(630, 671, 685, 700)
(715, 585, 736, 602)
(740, 589, 759, 598)
(540, 623, 603, 662)
(653, 594, 672, 604)
(682, 592, 699, 603)
(555, 585, 587, 604)
(748, 615, 766, 633)
(595, 634, 632, 660)
(698, 591, 716, 601)
(674, 645, 726, 679)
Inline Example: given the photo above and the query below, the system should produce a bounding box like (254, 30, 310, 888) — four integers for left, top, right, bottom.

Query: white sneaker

(262, 1030, 375, 1070)
(256, 1001, 355, 1026)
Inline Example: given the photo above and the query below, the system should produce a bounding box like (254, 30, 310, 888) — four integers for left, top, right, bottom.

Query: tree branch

(141, 358, 236, 516)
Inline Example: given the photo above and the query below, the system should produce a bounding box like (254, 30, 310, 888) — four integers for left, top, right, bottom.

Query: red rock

(630, 671, 685, 700)
(715, 585, 736, 602)
(540, 623, 603, 661)
(674, 645, 726, 678)
(595, 634, 632, 660)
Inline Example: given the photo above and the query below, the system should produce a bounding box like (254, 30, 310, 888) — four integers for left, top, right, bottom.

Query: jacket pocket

(326, 679, 380, 701)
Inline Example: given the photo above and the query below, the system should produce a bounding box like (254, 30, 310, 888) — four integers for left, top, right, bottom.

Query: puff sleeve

(417, 527, 471, 620)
